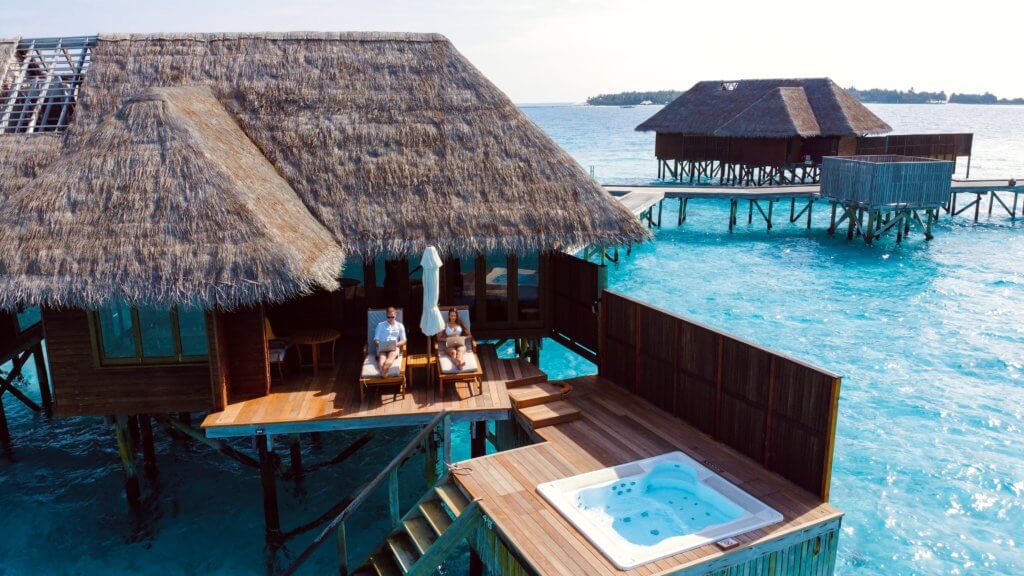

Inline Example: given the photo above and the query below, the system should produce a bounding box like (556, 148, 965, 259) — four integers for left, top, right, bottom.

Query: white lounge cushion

(362, 353, 402, 378)
(438, 350, 479, 374)
(268, 349, 287, 363)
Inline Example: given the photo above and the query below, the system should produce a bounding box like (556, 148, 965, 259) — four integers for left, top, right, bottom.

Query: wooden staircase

(354, 477, 482, 576)
(510, 378, 580, 430)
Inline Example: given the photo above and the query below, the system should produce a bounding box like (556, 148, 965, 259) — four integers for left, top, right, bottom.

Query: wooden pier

(292, 289, 846, 576)
(605, 177, 1024, 241)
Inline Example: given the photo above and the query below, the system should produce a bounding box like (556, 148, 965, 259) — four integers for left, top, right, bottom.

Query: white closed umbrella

(419, 246, 445, 338)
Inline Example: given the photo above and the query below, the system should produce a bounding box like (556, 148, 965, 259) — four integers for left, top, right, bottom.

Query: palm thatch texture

(68, 32, 648, 259)
(636, 78, 892, 137)
(0, 85, 345, 310)
(0, 133, 60, 199)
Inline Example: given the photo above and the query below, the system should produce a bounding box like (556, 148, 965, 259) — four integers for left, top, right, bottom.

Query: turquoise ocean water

(1, 103, 1022, 575)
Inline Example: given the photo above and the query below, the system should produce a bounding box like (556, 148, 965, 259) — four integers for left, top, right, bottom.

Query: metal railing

(280, 410, 451, 576)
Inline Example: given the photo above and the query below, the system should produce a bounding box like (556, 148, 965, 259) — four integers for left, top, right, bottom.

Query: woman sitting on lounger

(438, 307, 470, 370)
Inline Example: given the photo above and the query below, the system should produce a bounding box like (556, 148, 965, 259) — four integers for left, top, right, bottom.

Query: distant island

(586, 87, 1024, 106)
(948, 92, 1024, 105)
(846, 87, 946, 104)
(586, 90, 681, 106)
(848, 87, 1024, 105)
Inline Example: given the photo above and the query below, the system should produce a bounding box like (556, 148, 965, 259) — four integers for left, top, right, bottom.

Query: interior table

(291, 328, 341, 376)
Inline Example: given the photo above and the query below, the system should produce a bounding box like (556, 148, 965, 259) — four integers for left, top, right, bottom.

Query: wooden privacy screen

(599, 290, 841, 500)
(549, 251, 602, 359)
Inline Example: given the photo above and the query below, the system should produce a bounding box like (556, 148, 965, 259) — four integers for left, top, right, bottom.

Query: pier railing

(280, 410, 451, 576)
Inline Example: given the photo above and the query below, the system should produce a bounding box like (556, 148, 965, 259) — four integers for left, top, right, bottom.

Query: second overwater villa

(1, 32, 849, 575)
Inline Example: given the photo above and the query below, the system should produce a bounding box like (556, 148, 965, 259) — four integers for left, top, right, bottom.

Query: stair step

(519, 400, 581, 429)
(507, 381, 569, 408)
(369, 552, 402, 576)
(419, 500, 452, 536)
(387, 532, 420, 573)
(434, 483, 470, 517)
(403, 516, 437, 554)
(506, 373, 548, 388)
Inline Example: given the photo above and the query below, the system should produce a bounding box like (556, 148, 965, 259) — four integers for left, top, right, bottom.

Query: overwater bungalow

(1, 34, 845, 575)
(637, 78, 974, 185)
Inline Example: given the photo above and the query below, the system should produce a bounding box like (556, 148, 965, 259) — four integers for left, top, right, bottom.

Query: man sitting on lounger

(373, 306, 407, 376)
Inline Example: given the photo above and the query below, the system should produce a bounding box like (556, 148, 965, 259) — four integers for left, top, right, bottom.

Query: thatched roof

(636, 78, 891, 137)
(0, 38, 65, 199)
(64, 32, 648, 258)
(0, 85, 345, 310)
(0, 133, 61, 199)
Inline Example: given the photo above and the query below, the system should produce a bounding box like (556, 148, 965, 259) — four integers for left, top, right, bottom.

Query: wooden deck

(201, 344, 542, 438)
(613, 189, 667, 216)
(455, 375, 842, 575)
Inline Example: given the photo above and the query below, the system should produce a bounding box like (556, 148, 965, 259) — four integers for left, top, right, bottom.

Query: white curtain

(419, 246, 445, 337)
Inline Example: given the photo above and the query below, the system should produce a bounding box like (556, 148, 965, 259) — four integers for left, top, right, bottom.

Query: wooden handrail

(406, 500, 483, 576)
(280, 411, 449, 576)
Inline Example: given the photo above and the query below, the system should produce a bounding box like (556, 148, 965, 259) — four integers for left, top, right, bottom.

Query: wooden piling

(257, 434, 282, 540)
(471, 421, 487, 458)
(289, 434, 303, 483)
(424, 429, 439, 485)
(138, 414, 158, 480)
(0, 398, 11, 457)
(32, 342, 52, 417)
(114, 414, 142, 510)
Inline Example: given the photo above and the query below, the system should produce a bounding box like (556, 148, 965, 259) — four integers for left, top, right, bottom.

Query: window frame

(88, 306, 209, 367)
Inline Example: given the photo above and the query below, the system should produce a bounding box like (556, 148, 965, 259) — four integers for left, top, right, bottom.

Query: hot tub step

(508, 381, 570, 408)
(519, 400, 581, 429)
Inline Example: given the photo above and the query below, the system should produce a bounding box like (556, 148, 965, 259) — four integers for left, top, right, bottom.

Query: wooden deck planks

(201, 344, 518, 437)
(455, 374, 842, 576)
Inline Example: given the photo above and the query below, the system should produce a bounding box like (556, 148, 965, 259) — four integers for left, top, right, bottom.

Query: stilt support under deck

(256, 434, 282, 543)
(114, 414, 142, 511)
(0, 397, 11, 457)
(32, 342, 52, 417)
(471, 421, 487, 458)
(138, 414, 158, 480)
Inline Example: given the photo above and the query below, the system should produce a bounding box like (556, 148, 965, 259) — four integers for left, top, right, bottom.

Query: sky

(1, 0, 1020, 103)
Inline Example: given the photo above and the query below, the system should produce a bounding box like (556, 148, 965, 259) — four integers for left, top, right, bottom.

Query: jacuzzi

(537, 451, 783, 569)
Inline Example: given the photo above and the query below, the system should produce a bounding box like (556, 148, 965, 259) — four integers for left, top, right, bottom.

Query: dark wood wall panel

(599, 292, 636, 390)
(218, 307, 270, 403)
(44, 309, 212, 417)
(550, 252, 602, 353)
(598, 290, 841, 500)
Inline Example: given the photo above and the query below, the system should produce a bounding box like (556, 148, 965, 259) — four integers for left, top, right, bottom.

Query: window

(91, 304, 208, 366)
(15, 306, 41, 332)
(482, 253, 509, 323)
(516, 253, 541, 322)
(450, 257, 476, 309)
